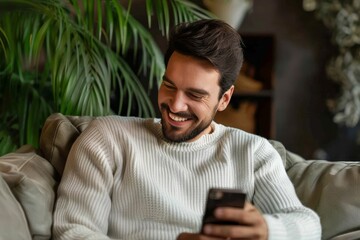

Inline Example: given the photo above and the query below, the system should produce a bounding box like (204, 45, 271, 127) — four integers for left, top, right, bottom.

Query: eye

(163, 82, 176, 90)
(188, 92, 203, 100)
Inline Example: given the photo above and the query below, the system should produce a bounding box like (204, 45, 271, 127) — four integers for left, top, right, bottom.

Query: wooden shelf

(215, 34, 275, 138)
(233, 90, 273, 99)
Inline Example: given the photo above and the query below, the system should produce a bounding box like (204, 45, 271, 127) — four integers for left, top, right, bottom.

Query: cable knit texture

(53, 116, 321, 240)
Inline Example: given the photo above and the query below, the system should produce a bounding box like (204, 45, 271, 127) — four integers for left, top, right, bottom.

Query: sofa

(0, 112, 359, 240)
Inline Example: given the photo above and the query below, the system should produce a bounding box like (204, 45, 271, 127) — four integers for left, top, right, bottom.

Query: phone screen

(201, 188, 246, 232)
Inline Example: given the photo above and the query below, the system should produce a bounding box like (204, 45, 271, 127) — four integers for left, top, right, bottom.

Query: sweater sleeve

(253, 139, 321, 240)
(53, 120, 117, 240)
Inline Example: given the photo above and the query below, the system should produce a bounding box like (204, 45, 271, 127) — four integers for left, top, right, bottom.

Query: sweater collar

(150, 118, 225, 151)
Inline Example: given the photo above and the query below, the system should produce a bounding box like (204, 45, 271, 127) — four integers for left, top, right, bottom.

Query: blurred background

(152, 0, 360, 161)
(1, 0, 359, 161)
(216, 0, 360, 161)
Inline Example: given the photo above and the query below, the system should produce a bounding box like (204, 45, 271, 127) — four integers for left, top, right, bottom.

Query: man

(53, 19, 321, 239)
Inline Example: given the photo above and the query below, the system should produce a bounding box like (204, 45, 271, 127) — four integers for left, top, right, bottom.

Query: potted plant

(0, 0, 212, 155)
(202, 0, 253, 29)
(303, 0, 360, 130)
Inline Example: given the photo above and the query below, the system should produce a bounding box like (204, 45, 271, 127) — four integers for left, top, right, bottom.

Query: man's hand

(177, 202, 268, 240)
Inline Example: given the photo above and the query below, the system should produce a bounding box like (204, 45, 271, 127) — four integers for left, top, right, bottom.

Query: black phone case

(201, 188, 246, 231)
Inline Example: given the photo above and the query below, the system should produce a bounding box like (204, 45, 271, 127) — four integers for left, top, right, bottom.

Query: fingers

(202, 202, 268, 240)
(177, 232, 226, 240)
(214, 203, 262, 226)
(203, 224, 267, 239)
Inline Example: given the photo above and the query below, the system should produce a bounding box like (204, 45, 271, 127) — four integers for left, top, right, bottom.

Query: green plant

(0, 0, 212, 155)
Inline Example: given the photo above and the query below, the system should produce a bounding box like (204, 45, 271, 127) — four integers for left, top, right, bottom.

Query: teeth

(169, 112, 188, 122)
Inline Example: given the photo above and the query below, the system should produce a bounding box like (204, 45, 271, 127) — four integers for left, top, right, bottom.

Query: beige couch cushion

(269, 141, 360, 240)
(39, 113, 94, 176)
(0, 173, 31, 240)
(0, 145, 57, 240)
(287, 155, 360, 239)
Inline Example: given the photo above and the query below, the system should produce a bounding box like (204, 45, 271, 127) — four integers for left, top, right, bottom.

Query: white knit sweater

(53, 116, 321, 240)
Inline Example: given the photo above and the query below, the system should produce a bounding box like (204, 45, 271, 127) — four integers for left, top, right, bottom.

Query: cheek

(157, 87, 167, 102)
(192, 101, 217, 117)
(203, 98, 220, 111)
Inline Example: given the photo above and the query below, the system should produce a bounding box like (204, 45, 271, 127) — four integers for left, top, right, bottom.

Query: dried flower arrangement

(303, 0, 360, 127)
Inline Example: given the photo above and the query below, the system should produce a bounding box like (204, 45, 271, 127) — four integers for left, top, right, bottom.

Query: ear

(217, 85, 234, 112)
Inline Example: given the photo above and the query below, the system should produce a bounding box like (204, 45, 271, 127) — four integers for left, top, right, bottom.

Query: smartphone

(201, 188, 246, 232)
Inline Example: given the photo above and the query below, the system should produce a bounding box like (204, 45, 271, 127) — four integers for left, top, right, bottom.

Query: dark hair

(164, 19, 243, 98)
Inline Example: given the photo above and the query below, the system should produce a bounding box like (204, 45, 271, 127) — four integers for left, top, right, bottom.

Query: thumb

(244, 201, 257, 211)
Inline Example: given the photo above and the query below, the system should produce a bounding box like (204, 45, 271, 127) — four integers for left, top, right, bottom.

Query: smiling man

(159, 52, 229, 143)
(53, 19, 321, 240)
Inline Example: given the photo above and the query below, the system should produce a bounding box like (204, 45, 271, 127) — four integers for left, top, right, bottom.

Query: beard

(160, 103, 216, 142)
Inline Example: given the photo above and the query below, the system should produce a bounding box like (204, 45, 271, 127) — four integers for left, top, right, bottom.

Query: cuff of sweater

(263, 213, 321, 240)
(263, 214, 289, 240)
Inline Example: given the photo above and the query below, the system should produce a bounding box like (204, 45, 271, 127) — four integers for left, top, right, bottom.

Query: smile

(169, 112, 189, 122)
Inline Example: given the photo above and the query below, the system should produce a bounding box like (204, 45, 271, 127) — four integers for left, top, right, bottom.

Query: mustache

(160, 103, 194, 119)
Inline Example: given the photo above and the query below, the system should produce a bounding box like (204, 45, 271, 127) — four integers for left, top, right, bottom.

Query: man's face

(158, 51, 233, 142)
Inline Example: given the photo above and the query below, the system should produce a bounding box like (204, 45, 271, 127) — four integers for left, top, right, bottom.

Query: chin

(161, 122, 184, 142)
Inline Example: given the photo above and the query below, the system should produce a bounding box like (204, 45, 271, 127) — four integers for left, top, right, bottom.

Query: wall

(237, 0, 360, 160)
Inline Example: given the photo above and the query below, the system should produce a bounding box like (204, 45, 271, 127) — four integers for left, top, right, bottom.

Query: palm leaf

(0, 0, 212, 155)
(0, 27, 9, 61)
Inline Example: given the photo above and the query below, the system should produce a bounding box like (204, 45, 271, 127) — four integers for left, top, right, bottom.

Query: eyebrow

(162, 75, 210, 96)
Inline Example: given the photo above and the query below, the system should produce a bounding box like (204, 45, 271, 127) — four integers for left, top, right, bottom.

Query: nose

(168, 92, 188, 113)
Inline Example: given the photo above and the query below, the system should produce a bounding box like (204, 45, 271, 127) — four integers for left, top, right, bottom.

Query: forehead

(165, 51, 221, 90)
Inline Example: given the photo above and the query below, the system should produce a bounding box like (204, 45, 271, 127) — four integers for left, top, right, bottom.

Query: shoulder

(214, 122, 266, 147)
(213, 122, 280, 159)
(90, 116, 155, 129)
(86, 116, 160, 139)
(95, 115, 148, 123)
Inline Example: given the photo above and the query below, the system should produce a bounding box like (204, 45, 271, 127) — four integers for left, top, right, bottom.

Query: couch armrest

(268, 140, 360, 239)
(287, 153, 360, 239)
